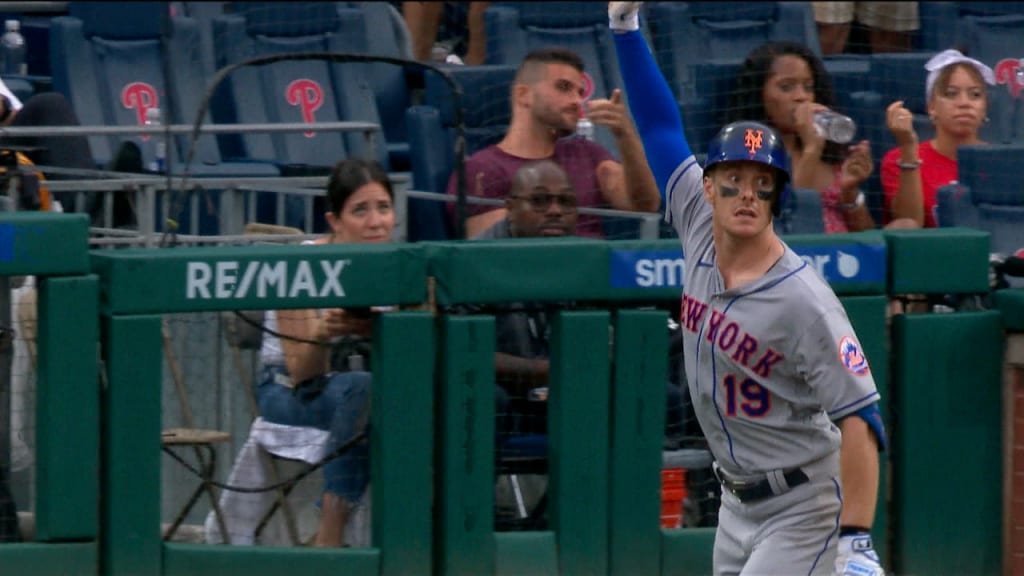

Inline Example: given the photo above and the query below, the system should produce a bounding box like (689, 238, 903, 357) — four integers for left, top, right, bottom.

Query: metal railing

(0, 120, 663, 244)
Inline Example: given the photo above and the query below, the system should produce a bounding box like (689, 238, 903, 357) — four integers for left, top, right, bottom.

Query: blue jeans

(256, 364, 371, 503)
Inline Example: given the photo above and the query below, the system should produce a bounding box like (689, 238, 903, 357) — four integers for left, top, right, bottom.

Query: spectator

(446, 47, 660, 239)
(0, 78, 95, 211)
(256, 158, 393, 547)
(402, 1, 490, 65)
(470, 159, 685, 444)
(881, 49, 995, 228)
(813, 2, 920, 56)
(727, 41, 887, 233)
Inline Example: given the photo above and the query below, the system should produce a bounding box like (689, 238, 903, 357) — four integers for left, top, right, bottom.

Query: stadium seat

(405, 105, 454, 241)
(867, 53, 935, 139)
(482, 1, 625, 154)
(680, 59, 743, 155)
(936, 145, 1024, 255)
(428, 64, 514, 157)
(339, 2, 417, 172)
(405, 64, 515, 240)
(916, 2, 1024, 53)
(49, 2, 278, 176)
(957, 13, 1024, 144)
(210, 2, 389, 172)
(175, 2, 228, 82)
(775, 188, 826, 236)
(646, 2, 821, 155)
(647, 2, 821, 103)
(49, 1, 284, 234)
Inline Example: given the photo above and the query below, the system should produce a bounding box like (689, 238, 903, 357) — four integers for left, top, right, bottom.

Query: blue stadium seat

(958, 13, 1024, 144)
(405, 105, 453, 241)
(861, 52, 936, 214)
(775, 188, 826, 236)
(936, 146, 1024, 286)
(339, 2, 417, 172)
(482, 1, 624, 154)
(175, 2, 228, 81)
(49, 2, 278, 175)
(915, 2, 958, 53)
(211, 2, 389, 172)
(646, 2, 821, 155)
(681, 59, 743, 155)
(426, 64, 515, 157)
(647, 2, 821, 103)
(917, 2, 1024, 53)
(49, 1, 280, 234)
(406, 65, 516, 241)
(868, 53, 934, 137)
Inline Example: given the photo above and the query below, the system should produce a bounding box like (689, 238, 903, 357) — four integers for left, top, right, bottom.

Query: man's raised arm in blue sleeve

(609, 2, 692, 194)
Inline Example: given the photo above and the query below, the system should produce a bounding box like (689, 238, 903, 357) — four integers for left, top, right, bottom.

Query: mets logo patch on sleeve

(838, 336, 870, 375)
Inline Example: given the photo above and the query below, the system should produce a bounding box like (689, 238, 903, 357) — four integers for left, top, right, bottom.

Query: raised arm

(609, 2, 691, 193)
(883, 100, 925, 226)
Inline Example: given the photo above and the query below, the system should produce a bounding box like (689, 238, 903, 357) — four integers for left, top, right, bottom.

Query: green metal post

(371, 312, 435, 576)
(548, 311, 611, 576)
(101, 315, 162, 576)
(436, 315, 496, 575)
(35, 275, 99, 541)
(609, 310, 668, 576)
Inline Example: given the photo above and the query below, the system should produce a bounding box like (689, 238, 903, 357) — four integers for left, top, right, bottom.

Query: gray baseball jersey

(665, 156, 880, 478)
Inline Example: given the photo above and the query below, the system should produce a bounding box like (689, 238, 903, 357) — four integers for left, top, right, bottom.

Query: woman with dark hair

(257, 157, 395, 547)
(726, 41, 877, 233)
(881, 49, 995, 228)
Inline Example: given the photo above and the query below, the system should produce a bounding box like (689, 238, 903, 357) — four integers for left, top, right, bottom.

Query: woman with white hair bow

(880, 49, 996, 228)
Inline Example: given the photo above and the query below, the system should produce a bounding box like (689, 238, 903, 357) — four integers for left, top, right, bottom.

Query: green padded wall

(892, 312, 1003, 576)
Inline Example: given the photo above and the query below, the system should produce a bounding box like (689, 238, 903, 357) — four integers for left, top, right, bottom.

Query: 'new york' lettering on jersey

(665, 157, 880, 476)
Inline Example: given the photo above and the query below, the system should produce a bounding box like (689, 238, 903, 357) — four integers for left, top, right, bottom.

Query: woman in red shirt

(881, 49, 996, 228)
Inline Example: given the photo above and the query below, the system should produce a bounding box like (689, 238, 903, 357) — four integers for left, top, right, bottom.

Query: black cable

(162, 429, 367, 494)
(230, 309, 328, 347)
(166, 51, 468, 248)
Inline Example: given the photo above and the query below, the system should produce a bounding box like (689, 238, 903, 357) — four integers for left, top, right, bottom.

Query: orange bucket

(660, 468, 687, 528)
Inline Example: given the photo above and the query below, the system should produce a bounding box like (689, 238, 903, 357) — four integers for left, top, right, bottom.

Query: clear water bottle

(576, 112, 594, 141)
(813, 110, 856, 144)
(144, 107, 166, 173)
(0, 20, 26, 76)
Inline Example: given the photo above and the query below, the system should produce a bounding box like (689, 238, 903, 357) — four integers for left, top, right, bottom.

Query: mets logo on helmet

(744, 129, 763, 155)
(838, 336, 869, 375)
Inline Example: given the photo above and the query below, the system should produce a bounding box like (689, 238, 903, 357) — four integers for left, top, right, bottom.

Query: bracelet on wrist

(896, 159, 922, 171)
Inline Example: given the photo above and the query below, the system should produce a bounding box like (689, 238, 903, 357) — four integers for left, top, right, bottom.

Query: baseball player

(608, 3, 887, 575)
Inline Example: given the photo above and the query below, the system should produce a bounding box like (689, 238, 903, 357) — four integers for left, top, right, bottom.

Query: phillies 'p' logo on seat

(995, 58, 1024, 99)
(286, 79, 324, 138)
(121, 82, 159, 141)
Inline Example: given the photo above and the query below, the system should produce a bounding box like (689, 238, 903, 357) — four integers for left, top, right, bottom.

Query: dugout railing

(74, 227, 1007, 576)
(0, 220, 1007, 574)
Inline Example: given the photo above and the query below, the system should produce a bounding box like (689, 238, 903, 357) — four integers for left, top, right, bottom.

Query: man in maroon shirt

(445, 47, 659, 238)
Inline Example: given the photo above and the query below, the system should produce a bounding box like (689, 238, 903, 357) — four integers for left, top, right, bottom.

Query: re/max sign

(185, 259, 350, 300)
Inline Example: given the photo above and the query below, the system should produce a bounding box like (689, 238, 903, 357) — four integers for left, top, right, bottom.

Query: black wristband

(839, 526, 871, 537)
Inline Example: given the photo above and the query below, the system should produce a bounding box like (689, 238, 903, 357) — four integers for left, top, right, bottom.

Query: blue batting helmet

(703, 121, 790, 216)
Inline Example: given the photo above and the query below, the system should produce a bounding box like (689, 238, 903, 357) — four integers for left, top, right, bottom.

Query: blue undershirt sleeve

(612, 30, 692, 195)
(838, 402, 888, 453)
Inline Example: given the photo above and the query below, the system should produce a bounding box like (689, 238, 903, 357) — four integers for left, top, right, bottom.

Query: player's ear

(702, 174, 715, 203)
